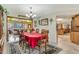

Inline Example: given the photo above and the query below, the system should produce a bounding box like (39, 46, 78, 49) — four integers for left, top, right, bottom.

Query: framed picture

(40, 18, 48, 25)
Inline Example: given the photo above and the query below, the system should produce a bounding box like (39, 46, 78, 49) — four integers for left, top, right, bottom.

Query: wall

(33, 19, 49, 33)
(33, 15, 57, 47)
(56, 17, 72, 29)
(2, 12, 8, 53)
(48, 16, 57, 46)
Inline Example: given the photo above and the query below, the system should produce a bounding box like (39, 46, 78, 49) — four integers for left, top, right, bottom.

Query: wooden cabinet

(0, 12, 3, 39)
(72, 14, 79, 31)
(70, 32, 79, 44)
(70, 14, 79, 44)
(74, 16, 79, 26)
(74, 32, 79, 43)
(57, 23, 64, 35)
(70, 32, 74, 42)
(57, 29, 64, 35)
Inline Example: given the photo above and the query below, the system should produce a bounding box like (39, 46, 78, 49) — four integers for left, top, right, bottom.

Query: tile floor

(58, 33, 79, 54)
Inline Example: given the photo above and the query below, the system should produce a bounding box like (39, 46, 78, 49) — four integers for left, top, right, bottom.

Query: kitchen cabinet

(70, 14, 79, 44)
(70, 32, 79, 44)
(74, 16, 79, 26)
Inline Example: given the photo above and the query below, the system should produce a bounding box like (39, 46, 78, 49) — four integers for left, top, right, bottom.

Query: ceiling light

(32, 14, 36, 18)
(57, 18, 63, 21)
(26, 7, 36, 19)
(26, 14, 29, 17)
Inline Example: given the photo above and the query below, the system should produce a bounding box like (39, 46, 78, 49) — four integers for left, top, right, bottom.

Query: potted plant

(0, 5, 7, 40)
(0, 5, 4, 15)
(0, 5, 4, 11)
(0, 5, 7, 15)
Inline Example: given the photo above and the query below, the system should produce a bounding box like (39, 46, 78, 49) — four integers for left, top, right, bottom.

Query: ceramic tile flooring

(58, 33, 79, 54)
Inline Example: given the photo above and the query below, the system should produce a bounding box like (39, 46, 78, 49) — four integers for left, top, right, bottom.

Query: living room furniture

(57, 23, 64, 35)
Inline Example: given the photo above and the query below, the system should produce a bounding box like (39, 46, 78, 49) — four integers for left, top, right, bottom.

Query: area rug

(9, 43, 21, 54)
(42, 47, 62, 54)
(8, 42, 62, 54)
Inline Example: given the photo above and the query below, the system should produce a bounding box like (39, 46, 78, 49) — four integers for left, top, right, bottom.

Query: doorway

(56, 17, 75, 53)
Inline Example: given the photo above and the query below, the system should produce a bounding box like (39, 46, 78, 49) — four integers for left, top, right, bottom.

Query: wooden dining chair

(19, 32, 31, 53)
(19, 30, 25, 46)
(37, 29, 49, 53)
(36, 29, 39, 33)
(38, 38, 48, 53)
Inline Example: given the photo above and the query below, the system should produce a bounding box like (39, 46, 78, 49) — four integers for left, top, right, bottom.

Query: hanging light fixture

(26, 7, 36, 20)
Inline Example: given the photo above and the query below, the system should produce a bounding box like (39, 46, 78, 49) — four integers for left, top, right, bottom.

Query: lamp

(26, 7, 36, 20)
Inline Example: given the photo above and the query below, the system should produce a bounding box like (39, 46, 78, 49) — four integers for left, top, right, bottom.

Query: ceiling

(2, 4, 79, 18)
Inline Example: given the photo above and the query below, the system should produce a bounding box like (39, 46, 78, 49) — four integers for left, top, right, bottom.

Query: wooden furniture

(0, 12, 3, 54)
(71, 14, 79, 31)
(70, 14, 79, 44)
(19, 30, 30, 53)
(0, 45, 3, 54)
(23, 32, 42, 48)
(0, 12, 3, 39)
(57, 23, 70, 35)
(23, 32, 42, 53)
(57, 24, 64, 35)
(38, 29, 49, 53)
(70, 32, 79, 44)
(36, 29, 39, 33)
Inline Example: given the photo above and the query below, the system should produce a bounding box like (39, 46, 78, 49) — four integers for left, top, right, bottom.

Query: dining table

(22, 32, 43, 48)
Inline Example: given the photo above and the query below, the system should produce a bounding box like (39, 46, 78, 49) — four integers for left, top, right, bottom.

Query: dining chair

(22, 40, 31, 53)
(19, 33, 31, 53)
(38, 38, 48, 54)
(36, 29, 39, 33)
(19, 30, 24, 46)
(37, 29, 49, 54)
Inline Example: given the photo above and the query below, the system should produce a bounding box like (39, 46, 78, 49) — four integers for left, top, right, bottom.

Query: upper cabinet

(73, 16, 79, 26)
(71, 14, 79, 31)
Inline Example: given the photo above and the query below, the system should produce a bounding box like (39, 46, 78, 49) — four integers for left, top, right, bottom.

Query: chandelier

(26, 7, 36, 20)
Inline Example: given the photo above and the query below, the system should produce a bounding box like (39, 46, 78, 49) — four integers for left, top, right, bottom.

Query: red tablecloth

(23, 32, 42, 48)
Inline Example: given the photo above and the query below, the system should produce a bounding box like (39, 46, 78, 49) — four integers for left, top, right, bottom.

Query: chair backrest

(41, 29, 49, 40)
(41, 29, 49, 34)
(36, 29, 39, 33)
(13, 29, 20, 35)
